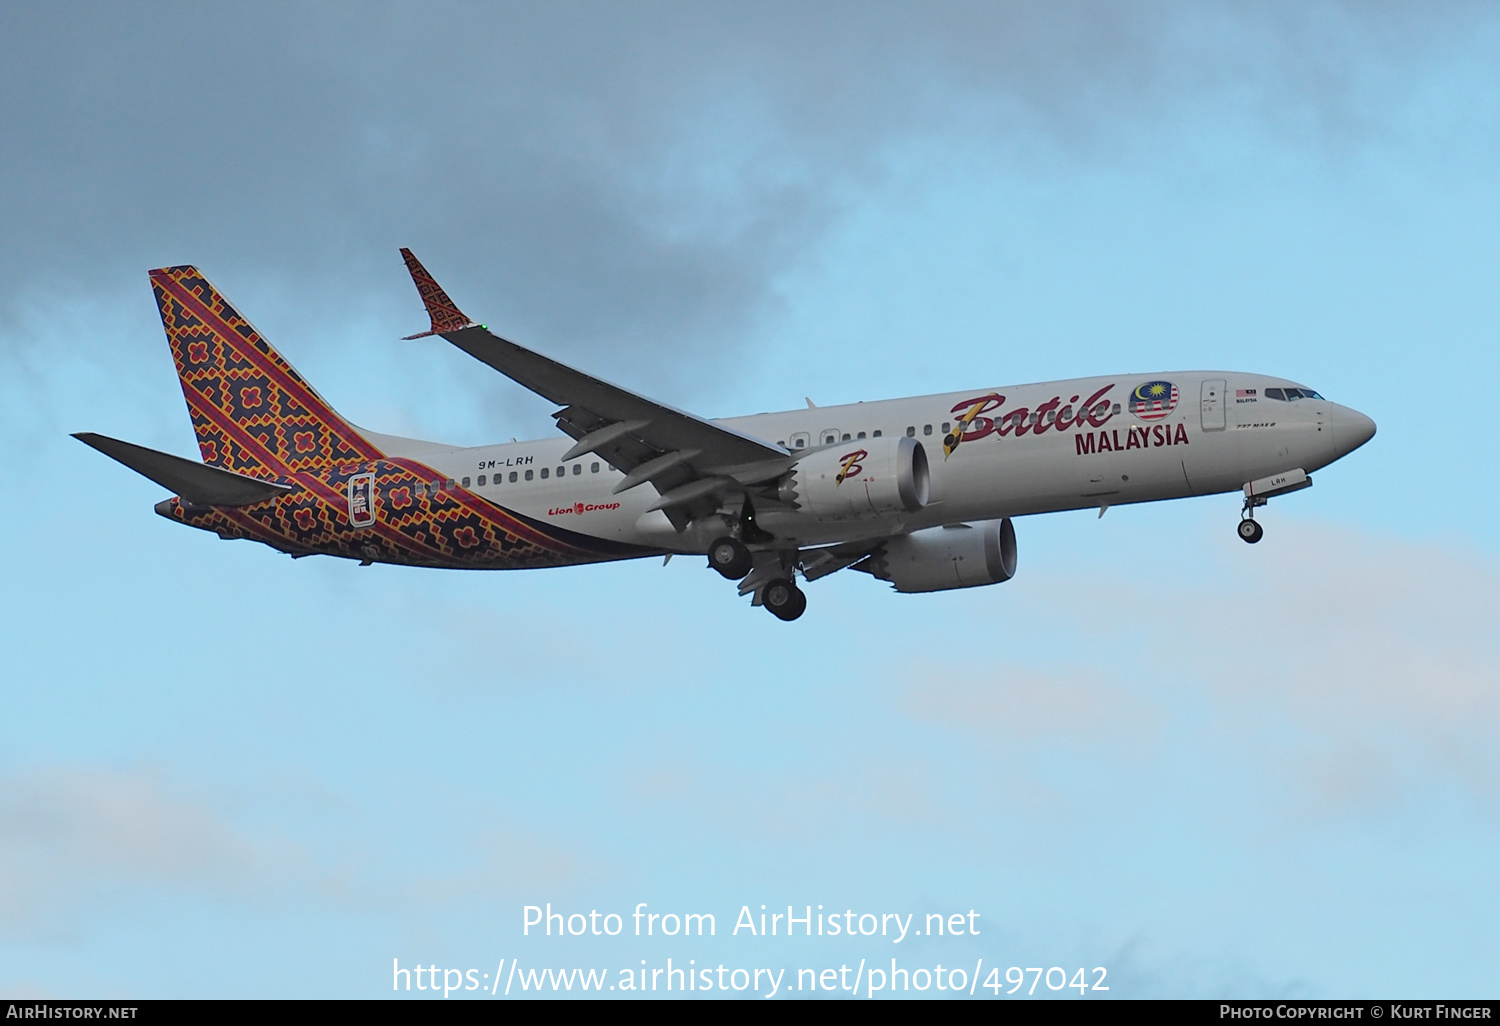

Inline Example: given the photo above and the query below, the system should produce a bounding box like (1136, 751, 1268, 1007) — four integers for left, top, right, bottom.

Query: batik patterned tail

(150, 266, 381, 477)
(400, 248, 474, 339)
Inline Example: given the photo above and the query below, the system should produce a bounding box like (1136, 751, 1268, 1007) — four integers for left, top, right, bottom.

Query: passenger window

(540, 467, 549, 479)
(823, 433, 837, 445)
(524, 469, 533, 481)
(1112, 403, 1121, 416)
(510, 471, 518, 482)
(1060, 405, 1072, 421)
(857, 431, 866, 439)
(1028, 413, 1037, 425)
(796, 438, 806, 448)
(446, 480, 455, 490)
(557, 467, 565, 477)
(841, 433, 851, 442)
(477, 475, 486, 486)
(873, 429, 882, 438)
(906, 426, 915, 438)
(923, 425, 932, 436)
(462, 477, 471, 488)
(572, 464, 581, 475)
(1044, 411, 1054, 425)
(591, 462, 600, 473)
(941, 422, 951, 433)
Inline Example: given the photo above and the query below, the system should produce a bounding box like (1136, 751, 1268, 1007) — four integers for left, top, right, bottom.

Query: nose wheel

(1238, 494, 1266, 544)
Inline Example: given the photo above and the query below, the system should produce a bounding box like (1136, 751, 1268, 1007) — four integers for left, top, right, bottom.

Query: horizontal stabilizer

(72, 432, 292, 506)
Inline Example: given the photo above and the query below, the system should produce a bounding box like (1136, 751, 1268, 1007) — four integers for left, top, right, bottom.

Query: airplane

(74, 251, 1376, 622)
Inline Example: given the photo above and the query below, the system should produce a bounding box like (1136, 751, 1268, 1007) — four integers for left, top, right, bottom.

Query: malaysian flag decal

(1129, 380, 1179, 421)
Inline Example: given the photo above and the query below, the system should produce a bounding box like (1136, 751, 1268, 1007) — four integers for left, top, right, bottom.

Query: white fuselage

(399, 372, 1369, 552)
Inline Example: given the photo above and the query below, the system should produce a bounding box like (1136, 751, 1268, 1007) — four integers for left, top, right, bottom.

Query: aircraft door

(1201, 379, 1226, 431)
(347, 472, 376, 527)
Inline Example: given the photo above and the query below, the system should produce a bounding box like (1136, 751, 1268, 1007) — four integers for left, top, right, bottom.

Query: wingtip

(400, 247, 474, 337)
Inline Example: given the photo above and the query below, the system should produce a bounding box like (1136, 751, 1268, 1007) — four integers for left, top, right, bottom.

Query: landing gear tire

(763, 578, 806, 621)
(1237, 518, 1264, 544)
(707, 537, 753, 580)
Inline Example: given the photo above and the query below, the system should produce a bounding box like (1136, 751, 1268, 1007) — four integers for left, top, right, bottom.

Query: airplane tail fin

(149, 266, 381, 476)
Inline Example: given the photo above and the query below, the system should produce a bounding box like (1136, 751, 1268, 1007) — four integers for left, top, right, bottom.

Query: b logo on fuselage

(944, 393, 1004, 458)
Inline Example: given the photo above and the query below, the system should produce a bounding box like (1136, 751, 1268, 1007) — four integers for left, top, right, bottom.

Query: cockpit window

(1264, 387, 1324, 401)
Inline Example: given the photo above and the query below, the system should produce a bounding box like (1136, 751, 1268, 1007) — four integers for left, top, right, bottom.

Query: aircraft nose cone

(1334, 406, 1376, 457)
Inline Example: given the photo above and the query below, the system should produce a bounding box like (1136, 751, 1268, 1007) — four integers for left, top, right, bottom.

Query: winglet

(400, 248, 476, 339)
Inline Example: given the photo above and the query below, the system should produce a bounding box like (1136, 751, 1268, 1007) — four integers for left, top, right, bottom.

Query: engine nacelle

(863, 518, 1017, 593)
(779, 435, 930, 518)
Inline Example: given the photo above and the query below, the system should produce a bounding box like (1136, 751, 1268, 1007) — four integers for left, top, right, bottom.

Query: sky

(2, 0, 1498, 999)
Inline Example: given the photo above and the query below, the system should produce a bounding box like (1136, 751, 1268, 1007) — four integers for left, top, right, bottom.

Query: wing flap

(73, 432, 292, 506)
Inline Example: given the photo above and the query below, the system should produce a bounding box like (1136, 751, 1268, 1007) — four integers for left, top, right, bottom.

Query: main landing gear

(707, 541, 808, 621)
(705, 501, 805, 620)
(762, 577, 807, 621)
(707, 536, 753, 579)
(1238, 495, 1266, 544)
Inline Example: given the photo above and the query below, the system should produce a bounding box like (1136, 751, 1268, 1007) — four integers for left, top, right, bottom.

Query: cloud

(0, 761, 601, 939)
(1, 0, 1490, 385)
(0, 766, 267, 935)
(904, 520, 1500, 824)
(1176, 526, 1500, 817)
(906, 663, 1164, 755)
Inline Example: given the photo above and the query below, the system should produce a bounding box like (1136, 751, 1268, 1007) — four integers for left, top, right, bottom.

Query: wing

(399, 249, 791, 529)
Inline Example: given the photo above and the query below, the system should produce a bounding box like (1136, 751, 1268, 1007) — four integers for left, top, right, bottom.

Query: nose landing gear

(1238, 494, 1266, 544)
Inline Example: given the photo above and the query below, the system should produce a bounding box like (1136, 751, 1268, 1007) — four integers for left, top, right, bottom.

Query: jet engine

(858, 518, 1017, 593)
(779, 435, 930, 518)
